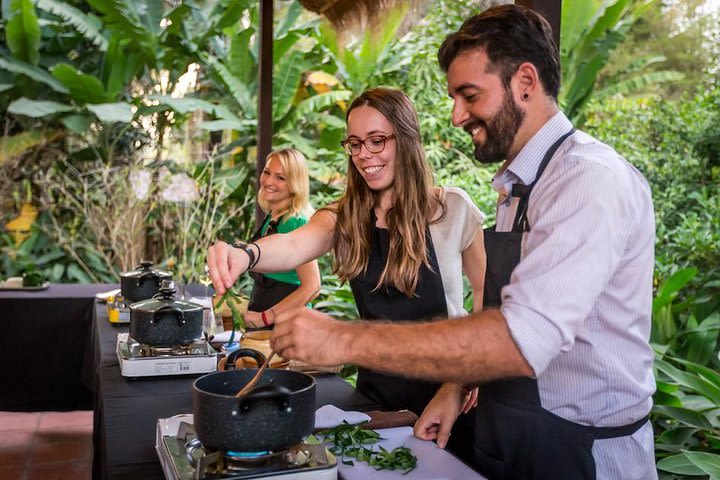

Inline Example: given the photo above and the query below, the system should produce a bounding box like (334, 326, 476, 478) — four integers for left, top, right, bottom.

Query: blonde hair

(257, 148, 314, 219)
(328, 87, 443, 297)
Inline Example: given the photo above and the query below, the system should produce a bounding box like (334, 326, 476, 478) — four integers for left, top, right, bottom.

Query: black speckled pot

(120, 261, 172, 302)
(192, 367, 316, 452)
(129, 285, 202, 346)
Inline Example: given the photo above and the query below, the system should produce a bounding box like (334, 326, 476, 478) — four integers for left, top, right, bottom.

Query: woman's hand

(413, 383, 467, 448)
(207, 241, 250, 295)
(460, 386, 478, 413)
(243, 310, 265, 328)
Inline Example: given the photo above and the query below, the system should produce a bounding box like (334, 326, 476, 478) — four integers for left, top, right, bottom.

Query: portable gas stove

(116, 333, 218, 378)
(156, 415, 338, 480)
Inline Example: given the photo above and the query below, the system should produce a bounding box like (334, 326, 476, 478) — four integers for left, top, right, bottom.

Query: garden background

(1, 0, 719, 477)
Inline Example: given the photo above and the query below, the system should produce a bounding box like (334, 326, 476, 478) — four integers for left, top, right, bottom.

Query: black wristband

(232, 242, 257, 269)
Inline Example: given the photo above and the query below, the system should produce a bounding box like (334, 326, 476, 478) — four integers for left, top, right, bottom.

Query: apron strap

(591, 414, 649, 440)
(512, 128, 576, 232)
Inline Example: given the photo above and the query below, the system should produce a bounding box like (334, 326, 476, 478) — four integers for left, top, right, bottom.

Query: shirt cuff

(501, 301, 564, 377)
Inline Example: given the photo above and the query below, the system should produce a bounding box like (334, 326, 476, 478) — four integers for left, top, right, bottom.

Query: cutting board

(336, 426, 486, 480)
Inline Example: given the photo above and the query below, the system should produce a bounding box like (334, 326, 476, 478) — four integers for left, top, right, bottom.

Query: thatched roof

(298, 0, 424, 31)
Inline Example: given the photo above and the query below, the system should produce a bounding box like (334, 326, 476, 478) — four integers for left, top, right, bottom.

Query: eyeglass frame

(340, 134, 396, 156)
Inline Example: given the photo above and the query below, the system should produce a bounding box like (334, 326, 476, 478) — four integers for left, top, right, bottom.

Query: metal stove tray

(117, 334, 218, 378)
(156, 416, 338, 480)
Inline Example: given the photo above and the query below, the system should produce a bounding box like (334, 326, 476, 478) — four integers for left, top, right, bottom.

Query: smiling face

(447, 49, 525, 164)
(346, 105, 397, 193)
(259, 156, 292, 212)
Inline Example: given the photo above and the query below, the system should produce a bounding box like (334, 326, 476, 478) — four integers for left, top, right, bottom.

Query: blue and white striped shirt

(495, 112, 657, 479)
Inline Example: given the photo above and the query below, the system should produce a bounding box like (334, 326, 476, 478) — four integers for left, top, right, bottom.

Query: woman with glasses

(242, 148, 321, 329)
(208, 87, 486, 432)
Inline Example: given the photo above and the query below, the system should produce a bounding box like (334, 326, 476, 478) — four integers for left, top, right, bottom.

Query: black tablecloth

(89, 300, 377, 480)
(0, 283, 110, 411)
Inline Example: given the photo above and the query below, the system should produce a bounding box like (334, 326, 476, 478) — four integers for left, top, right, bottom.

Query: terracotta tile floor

(0, 411, 92, 480)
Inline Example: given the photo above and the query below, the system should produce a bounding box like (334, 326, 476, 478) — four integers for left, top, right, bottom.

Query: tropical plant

(651, 269, 720, 478)
(559, 0, 683, 124)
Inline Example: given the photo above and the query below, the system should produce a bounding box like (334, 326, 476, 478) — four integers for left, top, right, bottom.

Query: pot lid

(130, 282, 202, 313)
(121, 261, 172, 280)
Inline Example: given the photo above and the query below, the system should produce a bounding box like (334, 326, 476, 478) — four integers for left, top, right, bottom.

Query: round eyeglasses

(341, 134, 396, 156)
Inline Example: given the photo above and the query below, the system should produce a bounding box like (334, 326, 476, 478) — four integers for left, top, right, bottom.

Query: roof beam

(515, 0, 562, 47)
(256, 0, 273, 224)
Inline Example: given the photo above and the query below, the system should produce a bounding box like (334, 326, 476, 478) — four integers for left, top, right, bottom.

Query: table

(89, 300, 378, 480)
(0, 283, 108, 411)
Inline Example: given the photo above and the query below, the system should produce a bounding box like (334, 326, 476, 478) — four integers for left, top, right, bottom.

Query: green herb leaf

(319, 421, 417, 473)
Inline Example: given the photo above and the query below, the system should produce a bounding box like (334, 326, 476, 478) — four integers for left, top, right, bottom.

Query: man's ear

(513, 61, 540, 103)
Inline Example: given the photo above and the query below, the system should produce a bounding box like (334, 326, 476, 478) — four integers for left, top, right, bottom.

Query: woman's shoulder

(439, 186, 477, 208)
(437, 186, 486, 223)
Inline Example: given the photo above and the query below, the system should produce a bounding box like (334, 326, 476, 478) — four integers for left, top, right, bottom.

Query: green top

(260, 214, 308, 285)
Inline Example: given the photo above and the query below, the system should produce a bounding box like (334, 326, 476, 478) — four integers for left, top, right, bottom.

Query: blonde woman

(209, 87, 485, 426)
(243, 148, 320, 328)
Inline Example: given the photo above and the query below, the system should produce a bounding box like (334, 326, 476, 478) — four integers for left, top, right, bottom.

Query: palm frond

(35, 0, 108, 51)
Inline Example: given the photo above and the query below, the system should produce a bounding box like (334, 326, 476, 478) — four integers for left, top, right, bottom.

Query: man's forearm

(343, 309, 534, 384)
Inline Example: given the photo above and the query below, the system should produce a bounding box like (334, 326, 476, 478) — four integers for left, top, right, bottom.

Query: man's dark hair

(438, 4, 561, 100)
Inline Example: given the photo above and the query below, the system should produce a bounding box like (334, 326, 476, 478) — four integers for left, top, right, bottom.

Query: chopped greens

(319, 421, 417, 474)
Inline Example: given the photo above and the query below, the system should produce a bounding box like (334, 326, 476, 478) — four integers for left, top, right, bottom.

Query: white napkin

(95, 288, 121, 302)
(210, 330, 240, 343)
(188, 297, 213, 308)
(314, 404, 371, 430)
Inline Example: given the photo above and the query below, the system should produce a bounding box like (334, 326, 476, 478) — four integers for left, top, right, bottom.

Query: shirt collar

(497, 111, 572, 187)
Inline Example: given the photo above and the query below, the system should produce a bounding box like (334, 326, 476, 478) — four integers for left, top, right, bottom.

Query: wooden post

(256, 0, 273, 225)
(515, 0, 561, 48)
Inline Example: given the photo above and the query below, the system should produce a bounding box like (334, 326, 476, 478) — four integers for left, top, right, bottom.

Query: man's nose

(451, 101, 469, 128)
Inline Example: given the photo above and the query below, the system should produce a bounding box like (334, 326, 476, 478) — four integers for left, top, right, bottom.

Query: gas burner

(224, 450, 288, 471)
(134, 339, 210, 358)
(117, 333, 217, 378)
(156, 417, 337, 480)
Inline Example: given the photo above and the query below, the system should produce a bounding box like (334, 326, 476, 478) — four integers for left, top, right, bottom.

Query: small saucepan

(120, 261, 172, 302)
(129, 283, 203, 346)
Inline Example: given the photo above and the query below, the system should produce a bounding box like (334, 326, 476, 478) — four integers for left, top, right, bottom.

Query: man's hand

(207, 241, 249, 295)
(270, 307, 353, 366)
(413, 383, 467, 448)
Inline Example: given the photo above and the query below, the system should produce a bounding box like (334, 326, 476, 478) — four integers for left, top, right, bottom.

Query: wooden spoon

(235, 351, 276, 398)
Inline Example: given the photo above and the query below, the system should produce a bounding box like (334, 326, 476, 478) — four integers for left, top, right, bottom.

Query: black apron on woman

(247, 215, 300, 315)
(476, 130, 648, 480)
(349, 211, 448, 417)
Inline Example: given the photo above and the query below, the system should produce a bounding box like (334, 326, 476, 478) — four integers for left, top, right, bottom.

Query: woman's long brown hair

(328, 87, 443, 297)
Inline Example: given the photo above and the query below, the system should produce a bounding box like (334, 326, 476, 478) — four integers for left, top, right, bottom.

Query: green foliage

(602, 0, 719, 100)
(559, 0, 683, 124)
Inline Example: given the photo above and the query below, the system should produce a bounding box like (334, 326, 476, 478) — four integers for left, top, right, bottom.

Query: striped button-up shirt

(495, 112, 657, 479)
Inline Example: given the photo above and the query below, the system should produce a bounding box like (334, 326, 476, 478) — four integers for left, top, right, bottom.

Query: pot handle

(152, 305, 186, 326)
(238, 384, 291, 413)
(223, 348, 267, 371)
(185, 437, 203, 468)
(136, 270, 159, 286)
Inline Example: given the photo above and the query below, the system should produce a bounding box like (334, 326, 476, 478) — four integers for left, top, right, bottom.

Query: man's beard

(471, 92, 525, 164)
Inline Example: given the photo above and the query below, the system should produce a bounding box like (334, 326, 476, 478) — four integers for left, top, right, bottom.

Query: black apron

(349, 211, 448, 417)
(247, 215, 300, 315)
(475, 130, 649, 480)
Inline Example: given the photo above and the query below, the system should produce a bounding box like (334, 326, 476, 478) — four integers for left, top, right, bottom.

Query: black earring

(522, 92, 529, 100)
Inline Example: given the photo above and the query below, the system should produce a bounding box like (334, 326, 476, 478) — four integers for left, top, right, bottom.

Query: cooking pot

(120, 261, 172, 302)
(129, 283, 203, 346)
(192, 351, 316, 452)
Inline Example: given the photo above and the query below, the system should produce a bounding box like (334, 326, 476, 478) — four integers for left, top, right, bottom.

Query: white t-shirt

(429, 186, 485, 318)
